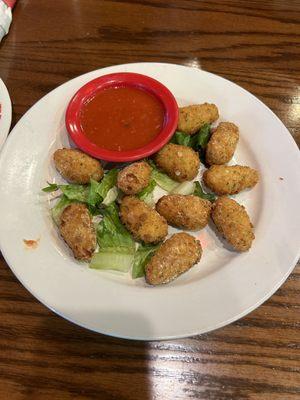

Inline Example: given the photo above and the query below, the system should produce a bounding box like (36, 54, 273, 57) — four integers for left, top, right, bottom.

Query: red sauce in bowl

(66, 72, 179, 162)
(79, 86, 165, 152)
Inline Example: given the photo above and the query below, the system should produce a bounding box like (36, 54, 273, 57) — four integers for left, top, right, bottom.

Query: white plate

(0, 78, 12, 150)
(0, 63, 299, 340)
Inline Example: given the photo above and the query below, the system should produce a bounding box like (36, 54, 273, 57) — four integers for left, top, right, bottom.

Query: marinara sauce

(80, 86, 165, 151)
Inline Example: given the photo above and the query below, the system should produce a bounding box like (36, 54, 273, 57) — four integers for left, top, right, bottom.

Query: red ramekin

(65, 72, 178, 162)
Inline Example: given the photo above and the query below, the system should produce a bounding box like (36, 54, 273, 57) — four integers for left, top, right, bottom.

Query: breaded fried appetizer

(59, 203, 97, 260)
(211, 197, 254, 251)
(156, 194, 211, 230)
(206, 122, 239, 165)
(53, 148, 103, 184)
(120, 196, 168, 244)
(117, 161, 151, 195)
(145, 232, 202, 285)
(178, 103, 219, 135)
(154, 143, 200, 182)
(203, 165, 259, 195)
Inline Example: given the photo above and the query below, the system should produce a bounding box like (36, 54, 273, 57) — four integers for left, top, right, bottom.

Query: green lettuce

(137, 179, 156, 206)
(171, 124, 212, 163)
(51, 195, 73, 225)
(148, 160, 178, 192)
(90, 202, 135, 272)
(132, 243, 159, 279)
(43, 168, 118, 212)
(171, 181, 195, 195)
(194, 181, 216, 202)
(90, 247, 134, 272)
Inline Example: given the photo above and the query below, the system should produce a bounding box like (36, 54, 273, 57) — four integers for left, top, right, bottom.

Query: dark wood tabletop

(1, 1, 299, 399)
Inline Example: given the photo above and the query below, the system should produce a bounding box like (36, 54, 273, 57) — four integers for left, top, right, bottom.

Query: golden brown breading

(117, 161, 151, 195)
(178, 103, 219, 135)
(206, 122, 239, 165)
(156, 194, 211, 230)
(53, 148, 103, 184)
(211, 197, 254, 252)
(59, 203, 97, 260)
(120, 196, 168, 244)
(203, 165, 259, 195)
(145, 232, 202, 285)
(154, 143, 200, 182)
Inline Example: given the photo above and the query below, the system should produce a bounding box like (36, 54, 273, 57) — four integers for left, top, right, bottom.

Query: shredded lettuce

(87, 169, 118, 206)
(137, 179, 156, 206)
(102, 186, 119, 206)
(97, 202, 135, 250)
(42, 182, 89, 202)
(42, 182, 59, 192)
(60, 184, 89, 202)
(90, 202, 135, 272)
(51, 195, 73, 225)
(88, 179, 102, 207)
(171, 124, 212, 162)
(171, 181, 195, 195)
(171, 124, 212, 150)
(132, 244, 160, 279)
(43, 169, 118, 215)
(90, 247, 134, 272)
(194, 181, 216, 202)
(132, 243, 159, 279)
(148, 160, 178, 192)
(93, 168, 118, 199)
(197, 123, 212, 148)
(170, 131, 192, 147)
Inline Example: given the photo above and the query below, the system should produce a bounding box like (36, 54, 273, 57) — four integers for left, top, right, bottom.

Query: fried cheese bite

(178, 103, 219, 135)
(156, 194, 211, 230)
(203, 165, 259, 195)
(59, 203, 97, 260)
(211, 197, 254, 251)
(120, 196, 168, 244)
(154, 143, 200, 182)
(145, 232, 202, 285)
(117, 161, 151, 195)
(206, 122, 239, 165)
(53, 148, 103, 184)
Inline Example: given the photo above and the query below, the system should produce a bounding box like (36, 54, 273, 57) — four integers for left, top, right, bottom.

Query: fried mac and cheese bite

(178, 103, 219, 135)
(211, 197, 254, 251)
(54, 148, 103, 184)
(156, 194, 211, 230)
(206, 122, 239, 165)
(203, 165, 259, 195)
(155, 143, 200, 182)
(59, 203, 97, 260)
(146, 232, 202, 285)
(117, 161, 151, 195)
(120, 196, 168, 244)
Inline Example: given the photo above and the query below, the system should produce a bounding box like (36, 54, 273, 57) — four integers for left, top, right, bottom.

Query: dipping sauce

(80, 86, 165, 151)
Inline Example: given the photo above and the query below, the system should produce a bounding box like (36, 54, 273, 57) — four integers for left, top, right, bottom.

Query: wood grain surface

(0, 1, 299, 399)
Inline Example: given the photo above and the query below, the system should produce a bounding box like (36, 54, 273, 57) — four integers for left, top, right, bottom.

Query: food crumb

(23, 238, 40, 249)
(279, 177, 284, 180)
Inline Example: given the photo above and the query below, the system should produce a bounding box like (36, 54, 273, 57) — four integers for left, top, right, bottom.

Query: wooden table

(1, 1, 299, 398)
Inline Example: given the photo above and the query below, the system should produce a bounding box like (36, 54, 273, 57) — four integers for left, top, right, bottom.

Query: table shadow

(23, 311, 153, 400)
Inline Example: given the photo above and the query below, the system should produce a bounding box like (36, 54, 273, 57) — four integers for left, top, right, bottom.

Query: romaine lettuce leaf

(171, 124, 212, 151)
(137, 179, 156, 206)
(51, 195, 73, 225)
(148, 160, 178, 192)
(171, 181, 195, 195)
(132, 243, 159, 279)
(194, 181, 216, 202)
(90, 202, 135, 272)
(90, 247, 134, 272)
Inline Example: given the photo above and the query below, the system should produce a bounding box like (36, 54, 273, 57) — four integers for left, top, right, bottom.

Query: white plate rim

(0, 78, 12, 150)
